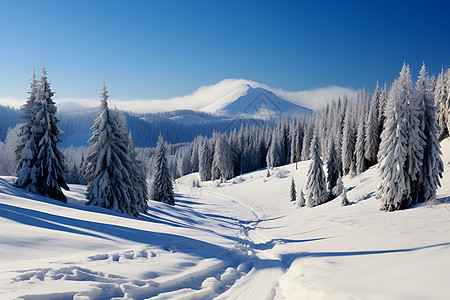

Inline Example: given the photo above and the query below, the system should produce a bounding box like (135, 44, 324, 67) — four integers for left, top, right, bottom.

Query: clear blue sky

(1, 0, 449, 100)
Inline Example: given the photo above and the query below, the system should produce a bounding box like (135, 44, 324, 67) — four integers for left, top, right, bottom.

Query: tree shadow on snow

(0, 202, 232, 259)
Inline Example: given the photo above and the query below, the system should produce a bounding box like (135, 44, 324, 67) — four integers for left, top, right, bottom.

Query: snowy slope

(1, 142, 450, 299)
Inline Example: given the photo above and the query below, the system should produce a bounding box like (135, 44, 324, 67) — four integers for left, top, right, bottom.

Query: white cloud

(0, 79, 358, 113)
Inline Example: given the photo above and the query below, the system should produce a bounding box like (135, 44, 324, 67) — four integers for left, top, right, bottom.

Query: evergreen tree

(354, 113, 366, 174)
(290, 177, 296, 202)
(434, 68, 448, 140)
(199, 139, 213, 181)
(327, 138, 340, 194)
(212, 135, 234, 182)
(15, 70, 38, 167)
(341, 103, 356, 176)
(416, 63, 444, 203)
(305, 134, 328, 207)
(297, 189, 306, 208)
(377, 63, 424, 211)
(332, 175, 344, 197)
(365, 82, 381, 166)
(15, 72, 40, 190)
(151, 135, 174, 205)
(16, 66, 69, 201)
(85, 81, 137, 214)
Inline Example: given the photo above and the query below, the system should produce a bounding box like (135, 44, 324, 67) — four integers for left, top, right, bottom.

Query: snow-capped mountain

(200, 83, 311, 118)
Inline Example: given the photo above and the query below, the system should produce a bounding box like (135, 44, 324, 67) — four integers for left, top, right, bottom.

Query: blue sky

(1, 0, 449, 101)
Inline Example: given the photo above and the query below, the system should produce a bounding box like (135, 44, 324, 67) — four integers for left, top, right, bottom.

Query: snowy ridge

(1, 139, 450, 298)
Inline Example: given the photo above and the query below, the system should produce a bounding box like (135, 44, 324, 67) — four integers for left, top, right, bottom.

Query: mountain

(104, 78, 356, 114)
(200, 83, 311, 117)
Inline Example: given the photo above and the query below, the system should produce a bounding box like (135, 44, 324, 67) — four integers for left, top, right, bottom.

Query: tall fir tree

(365, 82, 381, 167)
(15, 71, 39, 190)
(354, 113, 366, 175)
(16, 66, 69, 202)
(199, 139, 213, 181)
(434, 68, 448, 140)
(377, 63, 423, 211)
(416, 63, 443, 203)
(327, 138, 340, 195)
(85, 81, 137, 215)
(305, 134, 328, 207)
(341, 102, 356, 176)
(290, 177, 297, 202)
(151, 135, 175, 205)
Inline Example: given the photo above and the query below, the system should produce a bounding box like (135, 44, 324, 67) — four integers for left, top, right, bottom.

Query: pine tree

(85, 81, 137, 214)
(16, 66, 69, 201)
(15, 71, 40, 190)
(354, 113, 366, 174)
(327, 138, 340, 194)
(297, 189, 306, 208)
(416, 63, 443, 203)
(151, 135, 175, 205)
(305, 134, 328, 207)
(290, 177, 296, 202)
(434, 68, 448, 140)
(341, 103, 356, 176)
(377, 63, 424, 211)
(15, 70, 38, 167)
(365, 82, 381, 166)
(212, 135, 234, 182)
(114, 110, 149, 213)
(199, 139, 212, 181)
(332, 175, 344, 197)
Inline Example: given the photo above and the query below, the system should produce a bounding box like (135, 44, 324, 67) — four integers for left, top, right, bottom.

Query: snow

(1, 140, 450, 298)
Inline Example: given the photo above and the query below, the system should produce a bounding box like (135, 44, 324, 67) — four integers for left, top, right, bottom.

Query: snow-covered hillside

(1, 140, 450, 299)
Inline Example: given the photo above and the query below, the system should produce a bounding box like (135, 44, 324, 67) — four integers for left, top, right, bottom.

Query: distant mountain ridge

(200, 83, 311, 117)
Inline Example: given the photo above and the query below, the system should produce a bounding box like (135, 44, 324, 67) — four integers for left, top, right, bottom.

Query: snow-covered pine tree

(199, 139, 213, 181)
(15, 72, 40, 190)
(416, 63, 443, 203)
(301, 121, 313, 161)
(212, 135, 234, 182)
(290, 177, 296, 202)
(266, 129, 283, 168)
(15, 70, 38, 166)
(305, 134, 328, 207)
(434, 68, 448, 140)
(377, 63, 422, 211)
(365, 82, 381, 167)
(25, 66, 69, 201)
(341, 102, 356, 176)
(341, 184, 350, 206)
(85, 81, 137, 214)
(332, 175, 344, 197)
(354, 112, 366, 175)
(151, 135, 175, 205)
(297, 189, 306, 208)
(327, 138, 340, 195)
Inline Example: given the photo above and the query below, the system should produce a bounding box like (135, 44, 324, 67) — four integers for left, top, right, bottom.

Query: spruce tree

(290, 177, 297, 202)
(212, 135, 234, 182)
(327, 138, 340, 195)
(434, 68, 448, 140)
(341, 103, 356, 175)
(85, 81, 136, 214)
(15, 70, 38, 167)
(377, 63, 423, 211)
(416, 63, 444, 203)
(199, 139, 213, 181)
(16, 66, 69, 201)
(151, 135, 174, 205)
(305, 134, 328, 207)
(354, 113, 366, 175)
(15, 72, 39, 191)
(297, 189, 306, 208)
(365, 82, 381, 166)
